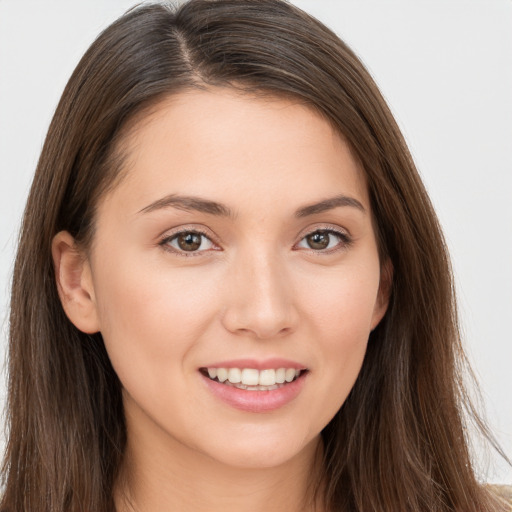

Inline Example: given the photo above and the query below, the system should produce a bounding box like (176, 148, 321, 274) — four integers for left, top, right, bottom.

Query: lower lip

(201, 372, 307, 413)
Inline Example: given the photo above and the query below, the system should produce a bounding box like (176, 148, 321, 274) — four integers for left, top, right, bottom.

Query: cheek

(90, 247, 223, 381)
(303, 261, 381, 340)
(299, 262, 380, 412)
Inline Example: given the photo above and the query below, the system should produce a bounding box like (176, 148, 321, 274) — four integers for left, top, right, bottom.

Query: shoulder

(486, 484, 512, 510)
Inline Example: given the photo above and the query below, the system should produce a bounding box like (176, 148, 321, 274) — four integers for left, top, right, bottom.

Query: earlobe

(371, 258, 393, 330)
(52, 231, 100, 334)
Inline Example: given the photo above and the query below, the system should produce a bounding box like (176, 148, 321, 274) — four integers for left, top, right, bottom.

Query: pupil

(178, 232, 202, 251)
(307, 231, 329, 250)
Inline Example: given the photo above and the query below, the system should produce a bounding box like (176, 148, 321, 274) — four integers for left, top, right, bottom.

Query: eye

(161, 230, 216, 254)
(296, 229, 350, 252)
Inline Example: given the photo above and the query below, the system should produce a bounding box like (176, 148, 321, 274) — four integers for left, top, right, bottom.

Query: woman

(1, 1, 509, 510)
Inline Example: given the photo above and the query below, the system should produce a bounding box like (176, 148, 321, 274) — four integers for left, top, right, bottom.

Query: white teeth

(275, 368, 286, 384)
(241, 368, 259, 386)
(259, 369, 275, 386)
(285, 368, 296, 382)
(223, 381, 280, 391)
(216, 368, 228, 382)
(228, 368, 241, 384)
(205, 366, 304, 388)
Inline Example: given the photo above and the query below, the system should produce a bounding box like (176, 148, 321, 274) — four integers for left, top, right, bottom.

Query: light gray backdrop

(0, 0, 510, 483)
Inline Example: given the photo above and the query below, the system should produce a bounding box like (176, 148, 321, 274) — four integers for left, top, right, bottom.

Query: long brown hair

(2, 1, 508, 511)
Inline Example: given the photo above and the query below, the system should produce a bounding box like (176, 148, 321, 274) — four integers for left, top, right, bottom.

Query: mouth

(199, 364, 309, 412)
(199, 367, 307, 391)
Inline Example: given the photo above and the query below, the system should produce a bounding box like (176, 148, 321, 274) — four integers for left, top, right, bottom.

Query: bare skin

(52, 88, 390, 511)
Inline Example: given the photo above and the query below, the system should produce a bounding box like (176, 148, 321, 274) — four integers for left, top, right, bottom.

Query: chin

(198, 429, 320, 470)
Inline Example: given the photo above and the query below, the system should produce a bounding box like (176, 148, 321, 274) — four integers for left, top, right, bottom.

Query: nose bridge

(221, 244, 298, 339)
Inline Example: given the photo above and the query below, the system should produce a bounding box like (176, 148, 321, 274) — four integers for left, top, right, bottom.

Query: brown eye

(164, 231, 215, 254)
(306, 231, 330, 250)
(177, 232, 202, 251)
(297, 229, 350, 252)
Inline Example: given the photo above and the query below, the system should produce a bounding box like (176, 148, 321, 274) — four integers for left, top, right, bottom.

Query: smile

(200, 365, 308, 412)
(202, 367, 304, 390)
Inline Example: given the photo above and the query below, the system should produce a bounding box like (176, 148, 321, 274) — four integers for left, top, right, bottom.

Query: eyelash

(158, 227, 352, 257)
(159, 228, 217, 257)
(295, 227, 352, 255)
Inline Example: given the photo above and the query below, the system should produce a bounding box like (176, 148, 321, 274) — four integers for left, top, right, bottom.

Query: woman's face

(82, 88, 388, 469)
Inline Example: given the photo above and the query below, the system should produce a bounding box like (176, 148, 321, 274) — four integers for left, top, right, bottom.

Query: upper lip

(200, 358, 307, 370)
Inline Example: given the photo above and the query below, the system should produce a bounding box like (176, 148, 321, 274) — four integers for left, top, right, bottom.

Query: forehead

(101, 87, 369, 218)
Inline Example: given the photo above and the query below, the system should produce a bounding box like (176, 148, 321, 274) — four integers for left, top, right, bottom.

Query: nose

(220, 249, 299, 340)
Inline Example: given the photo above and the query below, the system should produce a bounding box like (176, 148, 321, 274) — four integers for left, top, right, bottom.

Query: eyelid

(157, 223, 353, 257)
(158, 225, 221, 257)
(293, 224, 353, 254)
(296, 223, 351, 240)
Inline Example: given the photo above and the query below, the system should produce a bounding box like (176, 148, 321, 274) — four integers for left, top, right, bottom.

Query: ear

(52, 231, 100, 334)
(370, 258, 393, 330)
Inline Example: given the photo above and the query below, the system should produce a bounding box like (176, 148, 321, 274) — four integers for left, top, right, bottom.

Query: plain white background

(0, 0, 510, 483)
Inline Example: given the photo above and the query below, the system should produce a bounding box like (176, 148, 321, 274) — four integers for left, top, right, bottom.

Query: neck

(114, 407, 325, 512)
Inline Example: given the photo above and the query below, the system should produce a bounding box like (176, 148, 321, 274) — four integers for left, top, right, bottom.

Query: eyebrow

(138, 194, 234, 217)
(294, 194, 366, 217)
(138, 193, 365, 218)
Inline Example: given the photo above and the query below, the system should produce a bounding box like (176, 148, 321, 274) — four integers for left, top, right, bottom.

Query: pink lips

(200, 359, 308, 413)
(204, 358, 306, 370)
